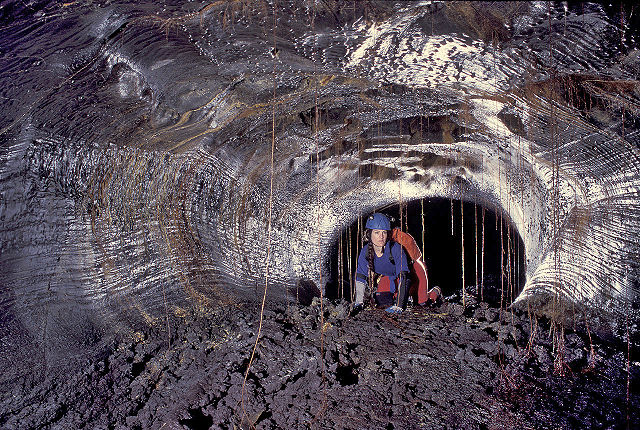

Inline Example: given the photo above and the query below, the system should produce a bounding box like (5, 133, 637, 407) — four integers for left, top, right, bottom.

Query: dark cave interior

(327, 197, 527, 306)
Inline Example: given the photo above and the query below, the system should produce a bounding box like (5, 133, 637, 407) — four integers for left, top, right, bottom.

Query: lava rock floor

(1, 296, 638, 429)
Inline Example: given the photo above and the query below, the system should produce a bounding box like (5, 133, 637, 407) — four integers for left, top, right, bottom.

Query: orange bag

(391, 228, 422, 261)
(391, 228, 429, 304)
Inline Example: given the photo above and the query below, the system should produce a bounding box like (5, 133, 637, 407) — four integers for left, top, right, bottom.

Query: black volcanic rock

(1, 297, 636, 429)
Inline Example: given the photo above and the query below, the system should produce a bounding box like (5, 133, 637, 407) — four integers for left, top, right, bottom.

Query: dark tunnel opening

(326, 198, 526, 307)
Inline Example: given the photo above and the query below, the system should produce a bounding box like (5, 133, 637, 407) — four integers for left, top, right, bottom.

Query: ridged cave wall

(1, 1, 639, 363)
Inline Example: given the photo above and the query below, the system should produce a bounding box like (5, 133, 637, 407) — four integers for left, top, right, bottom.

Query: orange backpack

(391, 228, 422, 262)
(390, 228, 429, 303)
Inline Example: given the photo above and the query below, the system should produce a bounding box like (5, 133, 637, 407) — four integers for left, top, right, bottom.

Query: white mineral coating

(0, 1, 638, 351)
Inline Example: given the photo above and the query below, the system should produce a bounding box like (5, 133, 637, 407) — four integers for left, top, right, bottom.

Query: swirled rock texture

(1, 0, 639, 412)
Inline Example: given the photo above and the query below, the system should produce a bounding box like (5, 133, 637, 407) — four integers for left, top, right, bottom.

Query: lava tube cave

(1, 1, 639, 428)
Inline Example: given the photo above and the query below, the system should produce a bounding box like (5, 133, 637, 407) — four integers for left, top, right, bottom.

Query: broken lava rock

(0, 297, 638, 429)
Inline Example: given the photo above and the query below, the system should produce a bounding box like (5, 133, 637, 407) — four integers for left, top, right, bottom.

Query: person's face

(371, 229, 388, 248)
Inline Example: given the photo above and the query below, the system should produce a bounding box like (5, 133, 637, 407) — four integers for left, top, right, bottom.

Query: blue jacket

(355, 241, 409, 293)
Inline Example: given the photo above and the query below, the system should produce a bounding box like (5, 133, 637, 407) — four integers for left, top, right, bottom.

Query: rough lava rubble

(1, 296, 637, 429)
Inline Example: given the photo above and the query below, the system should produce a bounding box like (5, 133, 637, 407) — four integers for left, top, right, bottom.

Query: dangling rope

(419, 92, 427, 289)
(310, 2, 328, 425)
(450, 196, 454, 236)
(240, 0, 278, 424)
(475, 200, 479, 298)
(461, 196, 465, 308)
(508, 225, 513, 306)
(348, 225, 354, 302)
(499, 212, 505, 318)
(338, 234, 343, 300)
(421, 198, 425, 265)
(481, 206, 485, 302)
(351, 92, 363, 304)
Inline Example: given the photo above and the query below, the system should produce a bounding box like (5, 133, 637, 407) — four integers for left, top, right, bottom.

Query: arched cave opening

(326, 198, 526, 307)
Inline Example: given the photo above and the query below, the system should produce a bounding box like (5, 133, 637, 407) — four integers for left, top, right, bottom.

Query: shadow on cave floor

(1, 294, 637, 429)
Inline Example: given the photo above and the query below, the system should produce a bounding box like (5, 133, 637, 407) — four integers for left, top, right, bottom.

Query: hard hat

(365, 213, 391, 230)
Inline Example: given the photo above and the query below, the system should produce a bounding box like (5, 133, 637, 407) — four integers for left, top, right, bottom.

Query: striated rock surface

(1, 1, 640, 425)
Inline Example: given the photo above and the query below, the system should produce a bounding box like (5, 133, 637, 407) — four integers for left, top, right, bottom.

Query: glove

(385, 305, 403, 314)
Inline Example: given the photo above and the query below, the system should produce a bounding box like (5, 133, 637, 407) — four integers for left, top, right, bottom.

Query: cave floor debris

(1, 297, 638, 429)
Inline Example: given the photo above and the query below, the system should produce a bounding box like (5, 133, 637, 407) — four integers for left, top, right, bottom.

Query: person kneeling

(352, 213, 410, 315)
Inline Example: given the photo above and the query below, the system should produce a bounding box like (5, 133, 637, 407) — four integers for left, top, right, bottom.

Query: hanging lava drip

(327, 197, 526, 308)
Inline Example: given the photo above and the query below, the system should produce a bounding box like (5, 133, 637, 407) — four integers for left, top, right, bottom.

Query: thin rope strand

(240, 1, 278, 425)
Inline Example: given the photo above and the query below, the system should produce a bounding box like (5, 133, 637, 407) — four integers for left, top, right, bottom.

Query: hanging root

(581, 311, 598, 373)
(524, 302, 538, 359)
(138, 0, 262, 39)
(552, 323, 571, 377)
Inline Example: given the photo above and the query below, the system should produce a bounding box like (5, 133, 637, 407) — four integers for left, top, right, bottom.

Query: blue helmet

(365, 213, 391, 230)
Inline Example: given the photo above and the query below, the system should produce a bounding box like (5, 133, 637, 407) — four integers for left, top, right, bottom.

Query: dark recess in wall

(327, 197, 526, 306)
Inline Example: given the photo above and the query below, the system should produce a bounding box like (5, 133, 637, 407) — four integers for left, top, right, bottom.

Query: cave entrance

(327, 198, 526, 307)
